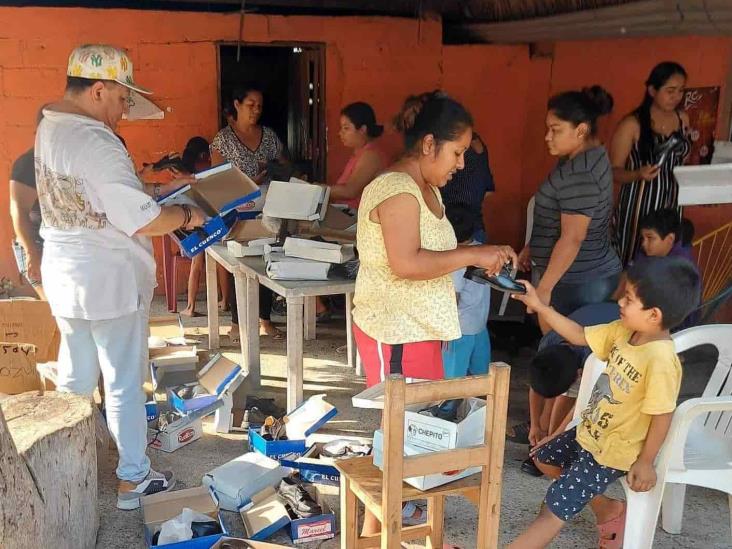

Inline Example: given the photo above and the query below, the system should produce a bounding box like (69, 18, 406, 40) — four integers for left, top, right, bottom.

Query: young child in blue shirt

(443, 205, 491, 378)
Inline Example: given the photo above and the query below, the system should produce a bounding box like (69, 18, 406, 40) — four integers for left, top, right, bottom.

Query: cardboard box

(283, 237, 355, 264)
(224, 219, 276, 243)
(0, 299, 60, 362)
(150, 346, 198, 390)
(210, 538, 290, 549)
(239, 487, 290, 541)
(372, 398, 487, 490)
(168, 354, 244, 414)
(159, 163, 261, 257)
(202, 452, 292, 512)
(263, 180, 329, 222)
(227, 238, 276, 258)
(287, 486, 335, 545)
(147, 416, 203, 453)
(149, 316, 185, 342)
(265, 254, 330, 281)
(249, 395, 337, 461)
(141, 486, 226, 548)
(279, 434, 372, 486)
(0, 343, 40, 394)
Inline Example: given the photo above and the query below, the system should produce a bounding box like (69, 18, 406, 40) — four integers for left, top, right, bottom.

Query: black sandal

(506, 421, 530, 444)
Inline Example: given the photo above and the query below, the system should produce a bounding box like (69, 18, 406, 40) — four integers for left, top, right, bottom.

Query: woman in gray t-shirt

(518, 86, 621, 321)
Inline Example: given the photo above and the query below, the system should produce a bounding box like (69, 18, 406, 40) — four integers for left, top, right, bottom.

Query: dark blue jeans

(550, 272, 621, 317)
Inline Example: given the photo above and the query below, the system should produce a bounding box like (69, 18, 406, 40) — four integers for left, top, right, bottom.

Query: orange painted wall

(441, 45, 531, 248)
(0, 7, 445, 291)
(1, 7, 730, 298)
(520, 36, 732, 241)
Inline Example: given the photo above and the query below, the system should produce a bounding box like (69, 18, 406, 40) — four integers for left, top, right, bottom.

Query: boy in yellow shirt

(507, 256, 700, 548)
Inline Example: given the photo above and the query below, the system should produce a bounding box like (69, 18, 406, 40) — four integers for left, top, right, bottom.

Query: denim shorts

(535, 428, 626, 521)
(12, 240, 42, 286)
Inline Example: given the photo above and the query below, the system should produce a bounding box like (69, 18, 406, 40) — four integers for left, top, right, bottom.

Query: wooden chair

(335, 364, 510, 548)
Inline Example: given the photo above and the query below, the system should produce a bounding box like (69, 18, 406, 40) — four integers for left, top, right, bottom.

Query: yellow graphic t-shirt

(352, 172, 460, 344)
(577, 321, 682, 471)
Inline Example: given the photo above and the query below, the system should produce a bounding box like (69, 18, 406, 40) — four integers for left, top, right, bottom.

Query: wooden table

(205, 244, 358, 411)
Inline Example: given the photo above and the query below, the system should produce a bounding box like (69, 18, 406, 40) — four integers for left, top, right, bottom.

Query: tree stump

(0, 391, 98, 549)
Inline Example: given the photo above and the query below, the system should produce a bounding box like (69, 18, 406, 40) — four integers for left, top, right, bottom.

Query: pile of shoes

(320, 439, 371, 459)
(277, 477, 322, 518)
(240, 396, 285, 430)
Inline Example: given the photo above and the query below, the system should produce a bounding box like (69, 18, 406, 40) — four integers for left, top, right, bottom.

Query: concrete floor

(95, 296, 730, 548)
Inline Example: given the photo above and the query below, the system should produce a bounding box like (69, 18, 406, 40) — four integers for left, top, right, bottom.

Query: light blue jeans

(55, 291, 152, 482)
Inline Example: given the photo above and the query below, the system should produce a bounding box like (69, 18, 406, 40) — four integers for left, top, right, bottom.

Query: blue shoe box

(168, 354, 244, 415)
(248, 396, 337, 462)
(158, 162, 262, 258)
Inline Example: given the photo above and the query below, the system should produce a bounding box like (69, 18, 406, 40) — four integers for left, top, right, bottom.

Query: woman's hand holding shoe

(471, 245, 517, 275)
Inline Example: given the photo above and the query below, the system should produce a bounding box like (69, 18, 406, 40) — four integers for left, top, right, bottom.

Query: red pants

(353, 323, 444, 388)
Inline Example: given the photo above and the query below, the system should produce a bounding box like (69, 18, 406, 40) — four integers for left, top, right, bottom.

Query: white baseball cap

(67, 44, 151, 95)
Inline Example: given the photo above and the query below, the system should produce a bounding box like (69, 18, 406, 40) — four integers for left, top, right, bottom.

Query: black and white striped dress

(611, 115, 690, 266)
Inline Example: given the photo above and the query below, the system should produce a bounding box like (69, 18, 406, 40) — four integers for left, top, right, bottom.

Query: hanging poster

(682, 86, 720, 165)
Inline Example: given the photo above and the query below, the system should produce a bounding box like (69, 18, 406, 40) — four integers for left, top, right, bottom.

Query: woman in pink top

(330, 102, 387, 208)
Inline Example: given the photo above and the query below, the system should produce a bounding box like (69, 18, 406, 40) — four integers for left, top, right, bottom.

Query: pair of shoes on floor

(278, 477, 322, 518)
(321, 439, 371, 459)
(117, 468, 176, 510)
(261, 415, 287, 441)
(241, 397, 285, 429)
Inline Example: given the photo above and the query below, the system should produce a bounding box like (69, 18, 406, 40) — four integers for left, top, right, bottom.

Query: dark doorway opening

(219, 43, 326, 181)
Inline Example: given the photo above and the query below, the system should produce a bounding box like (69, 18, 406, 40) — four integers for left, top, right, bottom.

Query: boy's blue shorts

(535, 428, 626, 521)
(442, 328, 491, 379)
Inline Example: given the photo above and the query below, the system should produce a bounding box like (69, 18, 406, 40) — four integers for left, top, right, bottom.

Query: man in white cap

(36, 44, 206, 510)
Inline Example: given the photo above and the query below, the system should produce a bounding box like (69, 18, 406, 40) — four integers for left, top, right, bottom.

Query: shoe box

(237, 482, 335, 545)
(239, 487, 291, 541)
(202, 452, 292, 512)
(156, 163, 261, 258)
(150, 345, 199, 388)
(210, 538, 290, 549)
(372, 398, 487, 490)
(248, 395, 337, 461)
(286, 484, 335, 545)
(147, 413, 203, 453)
(141, 486, 228, 548)
(168, 354, 244, 414)
(280, 433, 372, 486)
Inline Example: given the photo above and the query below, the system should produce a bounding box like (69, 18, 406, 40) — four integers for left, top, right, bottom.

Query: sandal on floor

(227, 326, 240, 344)
(402, 501, 427, 526)
(597, 503, 626, 549)
(259, 323, 285, 340)
(506, 421, 530, 444)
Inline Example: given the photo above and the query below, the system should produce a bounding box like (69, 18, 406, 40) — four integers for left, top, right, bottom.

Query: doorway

(218, 43, 326, 182)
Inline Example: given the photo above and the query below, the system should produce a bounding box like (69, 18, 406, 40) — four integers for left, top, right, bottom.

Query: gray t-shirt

(530, 146, 621, 284)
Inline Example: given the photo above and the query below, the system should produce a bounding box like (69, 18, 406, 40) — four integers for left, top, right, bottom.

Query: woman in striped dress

(610, 61, 691, 266)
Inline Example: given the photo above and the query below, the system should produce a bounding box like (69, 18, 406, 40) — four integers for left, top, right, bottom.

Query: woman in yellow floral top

(354, 93, 516, 386)
(354, 92, 517, 538)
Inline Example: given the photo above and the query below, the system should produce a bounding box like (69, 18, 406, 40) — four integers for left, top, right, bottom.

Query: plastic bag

(157, 507, 215, 544)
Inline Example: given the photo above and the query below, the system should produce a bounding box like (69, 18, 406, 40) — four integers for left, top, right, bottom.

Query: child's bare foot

(227, 324, 240, 344)
(259, 320, 284, 340)
(218, 299, 229, 312)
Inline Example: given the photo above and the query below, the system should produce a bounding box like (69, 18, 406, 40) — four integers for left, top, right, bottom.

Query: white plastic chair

(573, 324, 732, 548)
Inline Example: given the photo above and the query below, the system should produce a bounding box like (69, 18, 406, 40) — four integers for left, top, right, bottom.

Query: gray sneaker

(117, 468, 176, 510)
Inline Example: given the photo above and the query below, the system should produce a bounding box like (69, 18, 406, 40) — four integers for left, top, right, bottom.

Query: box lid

(284, 395, 337, 440)
(193, 163, 262, 215)
(149, 345, 198, 366)
(197, 353, 243, 396)
(141, 486, 217, 526)
(149, 316, 184, 341)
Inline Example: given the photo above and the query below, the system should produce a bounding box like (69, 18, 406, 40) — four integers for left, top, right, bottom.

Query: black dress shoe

(277, 477, 322, 518)
(520, 456, 544, 477)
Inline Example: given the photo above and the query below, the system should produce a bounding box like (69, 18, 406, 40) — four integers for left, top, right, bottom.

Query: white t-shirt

(36, 109, 162, 320)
